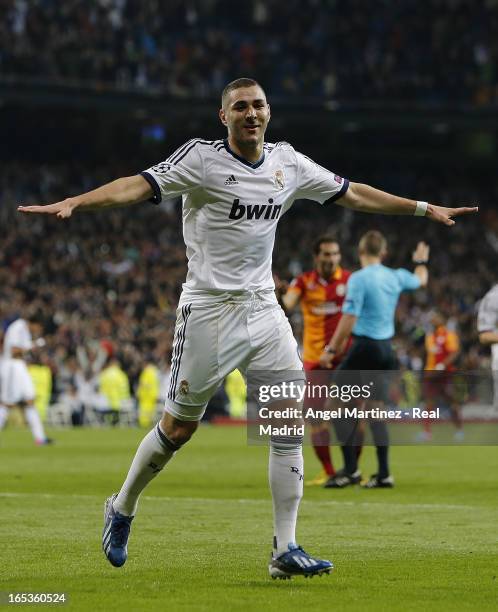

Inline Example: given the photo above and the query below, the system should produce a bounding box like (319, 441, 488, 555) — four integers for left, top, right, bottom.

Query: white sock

(24, 406, 46, 442)
(269, 447, 303, 555)
(113, 423, 178, 517)
(0, 405, 8, 429)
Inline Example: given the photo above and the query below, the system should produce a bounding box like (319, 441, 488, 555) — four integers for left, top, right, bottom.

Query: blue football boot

(102, 494, 134, 567)
(269, 544, 333, 579)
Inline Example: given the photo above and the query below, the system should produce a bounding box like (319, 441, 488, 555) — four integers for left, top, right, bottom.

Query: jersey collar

(315, 266, 343, 284)
(223, 139, 265, 169)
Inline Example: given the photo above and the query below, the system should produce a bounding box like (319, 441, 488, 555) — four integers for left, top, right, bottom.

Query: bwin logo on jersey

(228, 198, 282, 220)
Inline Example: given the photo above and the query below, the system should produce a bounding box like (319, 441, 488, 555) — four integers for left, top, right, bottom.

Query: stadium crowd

(1, 0, 498, 106)
(0, 161, 496, 418)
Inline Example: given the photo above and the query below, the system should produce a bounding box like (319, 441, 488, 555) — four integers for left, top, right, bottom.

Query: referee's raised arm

(17, 174, 153, 219)
(412, 241, 430, 287)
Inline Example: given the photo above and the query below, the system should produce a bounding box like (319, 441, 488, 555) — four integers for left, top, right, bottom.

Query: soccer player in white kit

(477, 284, 498, 413)
(0, 314, 51, 444)
(18, 78, 478, 578)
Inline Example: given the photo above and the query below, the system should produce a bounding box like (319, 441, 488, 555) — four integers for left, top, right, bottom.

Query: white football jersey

(3, 319, 32, 358)
(142, 139, 348, 292)
(477, 284, 498, 366)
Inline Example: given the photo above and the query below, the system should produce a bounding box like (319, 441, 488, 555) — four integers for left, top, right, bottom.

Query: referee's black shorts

(335, 335, 398, 402)
(337, 335, 398, 371)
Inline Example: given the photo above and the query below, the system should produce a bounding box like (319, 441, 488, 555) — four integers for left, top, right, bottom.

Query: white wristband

(414, 200, 428, 217)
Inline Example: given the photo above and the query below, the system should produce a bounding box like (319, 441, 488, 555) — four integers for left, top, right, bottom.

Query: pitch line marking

(0, 492, 486, 512)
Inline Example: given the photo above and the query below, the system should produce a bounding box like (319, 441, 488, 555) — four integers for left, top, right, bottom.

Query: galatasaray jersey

(425, 325, 459, 371)
(141, 139, 348, 293)
(288, 267, 351, 363)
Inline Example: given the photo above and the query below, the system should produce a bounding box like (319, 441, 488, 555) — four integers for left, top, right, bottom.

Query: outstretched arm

(337, 182, 478, 226)
(18, 175, 153, 218)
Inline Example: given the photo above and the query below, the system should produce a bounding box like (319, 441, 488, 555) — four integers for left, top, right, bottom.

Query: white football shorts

(165, 289, 304, 421)
(0, 358, 35, 405)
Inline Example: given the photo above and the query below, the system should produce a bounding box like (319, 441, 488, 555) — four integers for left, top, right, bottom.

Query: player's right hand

(319, 350, 335, 369)
(18, 198, 78, 219)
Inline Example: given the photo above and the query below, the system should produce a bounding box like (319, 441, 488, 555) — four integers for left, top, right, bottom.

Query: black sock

(375, 445, 389, 479)
(340, 445, 358, 474)
(370, 421, 390, 478)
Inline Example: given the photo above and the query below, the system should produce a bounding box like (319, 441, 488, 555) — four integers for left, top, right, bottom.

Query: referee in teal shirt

(320, 230, 429, 488)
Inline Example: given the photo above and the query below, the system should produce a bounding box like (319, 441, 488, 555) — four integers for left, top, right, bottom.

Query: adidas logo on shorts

(225, 175, 239, 185)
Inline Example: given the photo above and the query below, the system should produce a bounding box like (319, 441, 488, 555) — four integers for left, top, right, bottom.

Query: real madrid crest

(273, 169, 285, 190)
(179, 379, 190, 395)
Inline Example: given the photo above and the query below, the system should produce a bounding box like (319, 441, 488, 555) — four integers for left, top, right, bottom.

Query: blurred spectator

(137, 358, 160, 427)
(224, 369, 247, 418)
(97, 356, 131, 425)
(1, 0, 498, 107)
(27, 353, 52, 422)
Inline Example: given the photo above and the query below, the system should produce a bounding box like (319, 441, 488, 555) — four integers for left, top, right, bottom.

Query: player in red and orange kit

(282, 236, 351, 485)
(421, 310, 463, 441)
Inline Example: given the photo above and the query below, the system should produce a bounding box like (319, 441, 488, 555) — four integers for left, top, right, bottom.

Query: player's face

(315, 242, 341, 278)
(220, 86, 270, 147)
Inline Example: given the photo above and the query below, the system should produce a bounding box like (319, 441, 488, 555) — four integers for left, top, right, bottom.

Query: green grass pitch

(1, 425, 497, 611)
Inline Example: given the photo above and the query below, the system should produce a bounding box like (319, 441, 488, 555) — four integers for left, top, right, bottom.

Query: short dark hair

(26, 309, 45, 326)
(313, 235, 339, 256)
(431, 309, 446, 323)
(358, 230, 387, 256)
(221, 78, 265, 108)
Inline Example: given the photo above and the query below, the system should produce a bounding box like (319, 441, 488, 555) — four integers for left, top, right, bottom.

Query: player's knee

(160, 413, 198, 446)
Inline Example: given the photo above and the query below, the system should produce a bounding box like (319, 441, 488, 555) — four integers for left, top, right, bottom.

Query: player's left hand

(426, 204, 478, 226)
